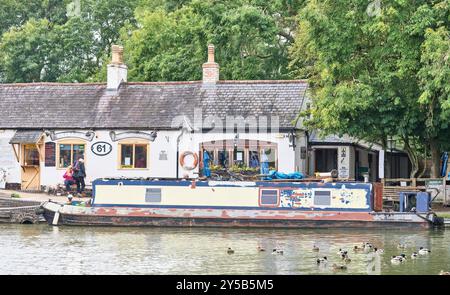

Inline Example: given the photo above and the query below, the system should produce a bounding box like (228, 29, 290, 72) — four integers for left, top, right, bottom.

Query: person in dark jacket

(73, 157, 86, 195)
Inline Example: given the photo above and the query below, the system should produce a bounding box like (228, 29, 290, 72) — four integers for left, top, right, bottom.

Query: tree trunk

(430, 140, 441, 178)
(417, 145, 427, 178)
(403, 137, 419, 178)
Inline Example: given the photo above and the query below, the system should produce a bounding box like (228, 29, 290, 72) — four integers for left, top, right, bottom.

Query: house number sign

(91, 142, 112, 156)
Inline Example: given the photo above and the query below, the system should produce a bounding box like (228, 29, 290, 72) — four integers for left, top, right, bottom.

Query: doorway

(314, 148, 338, 173)
(21, 144, 40, 190)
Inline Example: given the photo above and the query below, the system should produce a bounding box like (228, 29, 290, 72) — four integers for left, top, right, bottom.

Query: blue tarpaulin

(203, 150, 211, 177)
(264, 170, 304, 180)
(441, 152, 448, 177)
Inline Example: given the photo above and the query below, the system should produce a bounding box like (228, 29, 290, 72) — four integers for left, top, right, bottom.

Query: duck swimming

(332, 263, 347, 271)
(439, 270, 450, 275)
(316, 256, 328, 264)
(257, 246, 266, 252)
(418, 247, 431, 255)
(227, 247, 235, 254)
(272, 249, 284, 255)
(391, 256, 405, 264)
(411, 252, 418, 259)
(312, 245, 320, 252)
(337, 249, 348, 255)
(341, 254, 352, 263)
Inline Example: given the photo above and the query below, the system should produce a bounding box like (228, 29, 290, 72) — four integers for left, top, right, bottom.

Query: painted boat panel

(39, 180, 436, 228)
(92, 180, 373, 212)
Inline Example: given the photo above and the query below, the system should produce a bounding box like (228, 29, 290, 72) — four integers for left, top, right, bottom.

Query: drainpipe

(176, 129, 184, 180)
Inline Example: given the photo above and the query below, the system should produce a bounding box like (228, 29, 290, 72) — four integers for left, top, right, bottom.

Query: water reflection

(0, 224, 448, 275)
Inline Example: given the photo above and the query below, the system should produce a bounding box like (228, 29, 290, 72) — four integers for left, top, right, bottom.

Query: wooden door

(21, 166, 40, 190)
(21, 144, 41, 190)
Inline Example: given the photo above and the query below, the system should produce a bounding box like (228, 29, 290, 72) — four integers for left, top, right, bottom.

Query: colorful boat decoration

(41, 178, 442, 228)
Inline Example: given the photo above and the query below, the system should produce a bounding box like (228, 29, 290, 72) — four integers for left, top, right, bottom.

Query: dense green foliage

(289, 0, 450, 177)
(0, 0, 300, 82)
(0, 0, 448, 175)
(0, 0, 138, 82)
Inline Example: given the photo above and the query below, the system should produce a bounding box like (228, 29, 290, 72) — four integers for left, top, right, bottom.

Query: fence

(382, 178, 449, 205)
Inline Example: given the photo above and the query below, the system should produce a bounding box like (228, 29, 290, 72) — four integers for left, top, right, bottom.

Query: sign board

(45, 142, 56, 167)
(338, 146, 350, 179)
(91, 142, 112, 156)
(425, 179, 443, 186)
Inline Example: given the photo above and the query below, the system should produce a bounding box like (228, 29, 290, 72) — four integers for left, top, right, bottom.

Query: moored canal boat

(41, 178, 442, 229)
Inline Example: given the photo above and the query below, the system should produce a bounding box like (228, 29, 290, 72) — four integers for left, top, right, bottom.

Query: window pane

(134, 145, 147, 168)
(260, 190, 278, 205)
(234, 150, 244, 166)
(145, 188, 161, 202)
(59, 144, 71, 168)
(314, 191, 331, 206)
(218, 150, 229, 168)
(262, 148, 276, 170)
(72, 144, 85, 164)
(24, 145, 40, 166)
(121, 144, 133, 168)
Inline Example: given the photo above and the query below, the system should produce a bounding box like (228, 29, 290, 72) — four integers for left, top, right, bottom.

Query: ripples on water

(0, 224, 449, 275)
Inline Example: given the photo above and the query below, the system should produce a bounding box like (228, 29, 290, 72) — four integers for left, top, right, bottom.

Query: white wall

(0, 129, 300, 188)
(41, 130, 178, 187)
(0, 130, 21, 185)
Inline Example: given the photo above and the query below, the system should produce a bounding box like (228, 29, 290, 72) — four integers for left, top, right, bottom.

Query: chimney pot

(208, 44, 215, 63)
(111, 45, 124, 64)
(202, 44, 219, 84)
(107, 44, 127, 90)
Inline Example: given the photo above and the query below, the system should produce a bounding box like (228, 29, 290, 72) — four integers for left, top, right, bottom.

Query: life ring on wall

(180, 151, 199, 170)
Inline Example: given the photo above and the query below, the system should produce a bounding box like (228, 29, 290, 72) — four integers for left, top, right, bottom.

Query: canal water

(1, 224, 449, 275)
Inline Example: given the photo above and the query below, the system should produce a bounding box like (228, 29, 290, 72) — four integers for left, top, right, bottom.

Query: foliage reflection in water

(0, 224, 449, 275)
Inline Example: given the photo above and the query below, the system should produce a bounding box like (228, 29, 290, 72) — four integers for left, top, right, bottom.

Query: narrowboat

(41, 178, 442, 229)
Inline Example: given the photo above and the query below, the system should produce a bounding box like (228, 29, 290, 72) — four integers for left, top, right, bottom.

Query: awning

(9, 130, 44, 144)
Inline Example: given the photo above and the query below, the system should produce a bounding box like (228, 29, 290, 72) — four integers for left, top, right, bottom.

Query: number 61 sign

(91, 141, 113, 156)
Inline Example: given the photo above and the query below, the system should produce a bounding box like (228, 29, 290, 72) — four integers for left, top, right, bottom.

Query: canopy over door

(9, 130, 43, 190)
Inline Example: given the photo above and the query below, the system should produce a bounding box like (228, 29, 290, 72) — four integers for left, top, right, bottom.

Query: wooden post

(444, 177, 447, 205)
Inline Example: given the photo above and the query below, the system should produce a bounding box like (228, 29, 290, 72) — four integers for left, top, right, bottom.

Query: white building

(0, 45, 310, 190)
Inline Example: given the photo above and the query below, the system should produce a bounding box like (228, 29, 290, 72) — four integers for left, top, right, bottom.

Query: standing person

(73, 157, 86, 196)
(63, 165, 75, 192)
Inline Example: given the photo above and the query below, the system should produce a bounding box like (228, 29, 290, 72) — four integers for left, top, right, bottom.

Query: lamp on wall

(234, 133, 239, 148)
(387, 136, 396, 151)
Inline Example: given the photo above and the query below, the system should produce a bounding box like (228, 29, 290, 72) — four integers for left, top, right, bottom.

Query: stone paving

(0, 189, 88, 204)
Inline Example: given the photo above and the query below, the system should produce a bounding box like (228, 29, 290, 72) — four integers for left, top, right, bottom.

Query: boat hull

(42, 202, 434, 229)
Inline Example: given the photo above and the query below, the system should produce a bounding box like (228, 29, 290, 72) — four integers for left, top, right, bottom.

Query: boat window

(260, 189, 279, 206)
(314, 190, 331, 206)
(145, 188, 161, 203)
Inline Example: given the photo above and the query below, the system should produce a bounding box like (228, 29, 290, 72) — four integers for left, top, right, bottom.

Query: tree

(289, 0, 450, 177)
(418, 26, 450, 177)
(0, 0, 69, 34)
(0, 0, 139, 83)
(122, 0, 300, 81)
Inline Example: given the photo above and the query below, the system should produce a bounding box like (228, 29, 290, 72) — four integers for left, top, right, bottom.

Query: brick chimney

(107, 45, 128, 90)
(202, 44, 219, 84)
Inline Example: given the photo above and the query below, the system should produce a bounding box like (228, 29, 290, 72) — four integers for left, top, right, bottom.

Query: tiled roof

(9, 130, 43, 144)
(0, 81, 308, 130)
